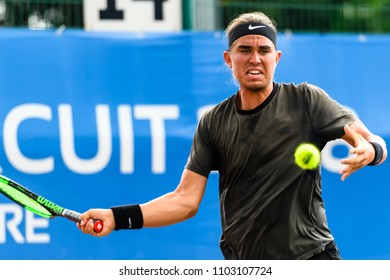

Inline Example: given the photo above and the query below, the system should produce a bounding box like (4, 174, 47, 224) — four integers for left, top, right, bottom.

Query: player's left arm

(340, 119, 387, 181)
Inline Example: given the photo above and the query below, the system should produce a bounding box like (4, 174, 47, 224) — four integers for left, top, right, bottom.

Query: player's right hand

(78, 208, 115, 237)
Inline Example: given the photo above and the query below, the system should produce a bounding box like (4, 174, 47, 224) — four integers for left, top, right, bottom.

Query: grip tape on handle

(63, 209, 103, 233)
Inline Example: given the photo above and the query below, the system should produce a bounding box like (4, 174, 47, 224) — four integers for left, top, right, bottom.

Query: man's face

(224, 34, 281, 93)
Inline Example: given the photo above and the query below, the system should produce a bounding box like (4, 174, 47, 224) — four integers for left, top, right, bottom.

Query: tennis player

(78, 11, 387, 259)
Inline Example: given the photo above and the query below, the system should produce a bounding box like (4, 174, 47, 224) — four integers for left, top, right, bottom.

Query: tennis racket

(0, 174, 103, 233)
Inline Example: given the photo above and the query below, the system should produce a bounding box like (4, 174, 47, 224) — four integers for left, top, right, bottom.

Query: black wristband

(368, 142, 383, 166)
(111, 204, 144, 230)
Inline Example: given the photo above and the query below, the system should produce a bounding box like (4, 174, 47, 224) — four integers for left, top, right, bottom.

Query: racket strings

(0, 181, 52, 218)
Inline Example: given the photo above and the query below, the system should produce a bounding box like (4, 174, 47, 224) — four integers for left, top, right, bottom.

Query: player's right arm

(78, 169, 207, 236)
(141, 169, 207, 227)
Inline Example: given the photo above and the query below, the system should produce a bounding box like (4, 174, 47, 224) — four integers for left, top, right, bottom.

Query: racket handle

(63, 209, 103, 233)
(93, 219, 103, 233)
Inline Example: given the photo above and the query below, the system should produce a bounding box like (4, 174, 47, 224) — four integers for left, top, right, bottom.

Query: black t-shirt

(185, 82, 356, 259)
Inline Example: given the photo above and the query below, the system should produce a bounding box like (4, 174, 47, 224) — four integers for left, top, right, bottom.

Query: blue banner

(0, 29, 389, 260)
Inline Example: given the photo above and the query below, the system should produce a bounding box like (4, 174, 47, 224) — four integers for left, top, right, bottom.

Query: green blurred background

(1, 0, 389, 33)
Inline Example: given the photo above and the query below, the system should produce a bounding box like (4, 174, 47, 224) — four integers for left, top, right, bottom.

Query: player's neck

(237, 84, 273, 111)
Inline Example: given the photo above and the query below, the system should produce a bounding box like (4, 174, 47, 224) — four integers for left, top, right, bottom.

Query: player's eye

(258, 48, 271, 55)
(240, 49, 250, 54)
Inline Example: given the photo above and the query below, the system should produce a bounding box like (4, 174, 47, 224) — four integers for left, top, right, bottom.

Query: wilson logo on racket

(36, 196, 64, 214)
(0, 174, 103, 233)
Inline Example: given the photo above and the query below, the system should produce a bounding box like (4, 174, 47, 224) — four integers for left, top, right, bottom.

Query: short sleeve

(185, 112, 219, 178)
(304, 83, 356, 141)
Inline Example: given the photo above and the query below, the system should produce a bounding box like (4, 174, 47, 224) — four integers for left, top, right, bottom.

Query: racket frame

(0, 174, 103, 232)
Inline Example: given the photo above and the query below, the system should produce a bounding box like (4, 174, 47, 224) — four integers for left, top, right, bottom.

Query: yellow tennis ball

(294, 143, 321, 170)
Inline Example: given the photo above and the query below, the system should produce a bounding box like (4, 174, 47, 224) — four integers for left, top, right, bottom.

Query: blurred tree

(217, 0, 390, 33)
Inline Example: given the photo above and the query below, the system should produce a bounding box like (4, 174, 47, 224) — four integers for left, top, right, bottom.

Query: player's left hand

(339, 125, 375, 181)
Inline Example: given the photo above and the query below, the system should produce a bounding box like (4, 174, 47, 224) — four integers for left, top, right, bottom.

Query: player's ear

(224, 50, 232, 68)
(275, 50, 282, 65)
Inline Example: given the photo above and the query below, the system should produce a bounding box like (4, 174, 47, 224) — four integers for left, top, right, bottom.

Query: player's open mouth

(248, 70, 262, 75)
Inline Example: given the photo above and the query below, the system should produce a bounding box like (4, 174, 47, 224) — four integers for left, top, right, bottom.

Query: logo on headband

(228, 22, 277, 47)
(248, 24, 267, 30)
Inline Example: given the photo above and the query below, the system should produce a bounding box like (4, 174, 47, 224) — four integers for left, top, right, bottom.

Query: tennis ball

(294, 143, 321, 170)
